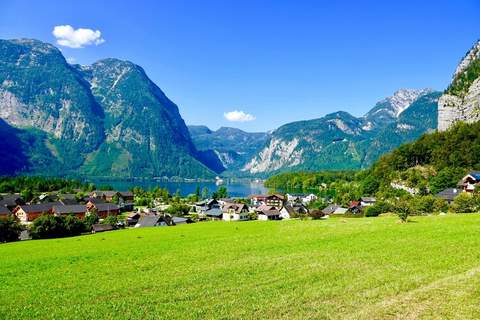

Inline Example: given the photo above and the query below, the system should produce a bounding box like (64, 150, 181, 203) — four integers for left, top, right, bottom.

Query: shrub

(83, 211, 99, 231)
(364, 201, 393, 217)
(166, 203, 191, 216)
(247, 211, 258, 220)
(0, 216, 24, 242)
(102, 215, 118, 227)
(64, 215, 85, 236)
(308, 210, 325, 220)
(30, 214, 67, 239)
(395, 200, 413, 222)
(450, 192, 478, 213)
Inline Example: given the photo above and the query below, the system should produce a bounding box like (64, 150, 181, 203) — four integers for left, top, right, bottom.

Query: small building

(303, 194, 318, 204)
(250, 194, 285, 207)
(57, 194, 79, 205)
(127, 211, 142, 226)
(360, 197, 376, 207)
(172, 216, 189, 225)
(195, 199, 219, 213)
(256, 204, 282, 221)
(52, 205, 87, 219)
(118, 191, 134, 202)
(436, 188, 460, 204)
(332, 207, 348, 215)
(135, 215, 162, 228)
(280, 203, 309, 219)
(89, 190, 119, 202)
(322, 204, 340, 215)
(458, 172, 480, 192)
(13, 202, 61, 223)
(348, 201, 362, 214)
(286, 193, 306, 203)
(222, 203, 249, 221)
(88, 203, 120, 218)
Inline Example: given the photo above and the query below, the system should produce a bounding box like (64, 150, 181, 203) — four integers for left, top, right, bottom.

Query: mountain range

(0, 38, 464, 178)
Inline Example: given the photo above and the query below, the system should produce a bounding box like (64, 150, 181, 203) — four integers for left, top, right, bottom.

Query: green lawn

(2, 215, 480, 319)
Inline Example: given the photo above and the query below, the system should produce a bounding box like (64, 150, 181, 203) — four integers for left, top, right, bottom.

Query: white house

(222, 203, 249, 221)
(303, 194, 318, 204)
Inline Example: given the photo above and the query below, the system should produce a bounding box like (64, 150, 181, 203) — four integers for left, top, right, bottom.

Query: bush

(247, 211, 258, 220)
(102, 215, 118, 227)
(364, 201, 393, 217)
(31, 214, 86, 239)
(83, 211, 99, 231)
(166, 203, 191, 216)
(64, 215, 85, 235)
(395, 200, 413, 222)
(450, 192, 478, 213)
(0, 216, 24, 242)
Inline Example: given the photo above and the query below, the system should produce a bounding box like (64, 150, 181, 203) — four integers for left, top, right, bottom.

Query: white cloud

(224, 110, 256, 122)
(66, 57, 76, 64)
(52, 25, 105, 48)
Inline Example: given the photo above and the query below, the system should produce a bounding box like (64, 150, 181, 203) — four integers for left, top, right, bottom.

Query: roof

(136, 215, 160, 227)
(467, 171, 480, 181)
(0, 206, 11, 215)
(93, 203, 120, 211)
(333, 208, 348, 214)
(91, 190, 118, 197)
(92, 224, 115, 232)
(349, 201, 361, 208)
(59, 199, 79, 205)
(86, 198, 106, 204)
(172, 217, 188, 224)
(322, 204, 340, 215)
(118, 191, 134, 197)
(222, 203, 247, 214)
(53, 205, 87, 215)
(361, 197, 376, 202)
(256, 204, 280, 212)
(127, 211, 142, 218)
(436, 188, 460, 201)
(57, 193, 77, 200)
(16, 202, 62, 214)
(282, 205, 295, 214)
(0, 194, 24, 207)
(205, 208, 222, 217)
(259, 210, 281, 216)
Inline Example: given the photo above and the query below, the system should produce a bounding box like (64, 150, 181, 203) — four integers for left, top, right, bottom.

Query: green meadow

(2, 215, 480, 319)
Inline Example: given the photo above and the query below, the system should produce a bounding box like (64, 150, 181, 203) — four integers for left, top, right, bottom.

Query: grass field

(2, 215, 480, 319)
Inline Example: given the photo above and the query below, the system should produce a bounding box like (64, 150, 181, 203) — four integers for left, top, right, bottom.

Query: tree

(166, 203, 191, 216)
(0, 216, 23, 242)
(212, 186, 228, 200)
(102, 215, 118, 227)
(201, 187, 209, 200)
(450, 192, 477, 213)
(63, 215, 85, 236)
(396, 200, 413, 223)
(83, 211, 99, 231)
(30, 214, 67, 239)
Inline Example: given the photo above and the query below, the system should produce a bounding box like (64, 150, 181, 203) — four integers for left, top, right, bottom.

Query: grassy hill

(2, 216, 480, 319)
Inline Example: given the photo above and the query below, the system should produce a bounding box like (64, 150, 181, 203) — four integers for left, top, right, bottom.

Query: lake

(86, 178, 268, 198)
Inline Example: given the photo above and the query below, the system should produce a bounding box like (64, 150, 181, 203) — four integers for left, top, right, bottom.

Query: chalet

(436, 188, 460, 204)
(222, 203, 249, 221)
(195, 199, 219, 213)
(127, 211, 142, 226)
(458, 172, 480, 192)
(332, 207, 348, 215)
(88, 203, 120, 218)
(0, 206, 12, 219)
(360, 197, 376, 207)
(13, 202, 61, 223)
(348, 201, 362, 214)
(256, 204, 282, 221)
(135, 215, 161, 228)
(172, 216, 189, 225)
(89, 190, 119, 202)
(52, 205, 87, 219)
(86, 198, 106, 210)
(280, 203, 309, 219)
(118, 191, 134, 202)
(0, 194, 25, 210)
(92, 224, 115, 233)
(249, 194, 285, 207)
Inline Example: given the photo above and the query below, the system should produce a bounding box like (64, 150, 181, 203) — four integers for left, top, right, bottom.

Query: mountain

(438, 40, 480, 131)
(188, 125, 269, 171)
(0, 39, 217, 178)
(242, 89, 440, 175)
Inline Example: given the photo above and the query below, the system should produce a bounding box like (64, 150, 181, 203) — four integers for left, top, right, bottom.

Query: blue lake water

(87, 178, 268, 198)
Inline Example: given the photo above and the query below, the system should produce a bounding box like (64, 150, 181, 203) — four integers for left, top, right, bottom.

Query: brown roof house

(52, 205, 88, 219)
(222, 203, 249, 221)
(13, 202, 61, 223)
(88, 203, 120, 219)
(0, 206, 12, 219)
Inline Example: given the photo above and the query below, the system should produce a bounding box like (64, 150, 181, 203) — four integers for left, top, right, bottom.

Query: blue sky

(1, 0, 479, 132)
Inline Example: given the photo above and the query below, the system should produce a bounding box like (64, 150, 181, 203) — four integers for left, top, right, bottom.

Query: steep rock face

(243, 90, 439, 175)
(438, 40, 480, 131)
(0, 39, 216, 177)
(0, 39, 104, 156)
(77, 58, 214, 177)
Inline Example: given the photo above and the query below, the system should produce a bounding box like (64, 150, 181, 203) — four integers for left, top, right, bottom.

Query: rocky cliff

(438, 40, 480, 131)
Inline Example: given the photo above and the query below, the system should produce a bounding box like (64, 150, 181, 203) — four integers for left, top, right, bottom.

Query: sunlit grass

(1, 215, 480, 319)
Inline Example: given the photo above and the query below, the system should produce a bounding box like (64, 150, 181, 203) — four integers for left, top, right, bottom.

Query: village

(1, 170, 479, 241)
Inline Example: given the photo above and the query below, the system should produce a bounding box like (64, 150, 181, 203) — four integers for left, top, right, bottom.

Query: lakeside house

(436, 188, 460, 204)
(249, 194, 285, 207)
(256, 204, 282, 220)
(87, 203, 120, 218)
(458, 172, 480, 192)
(222, 203, 249, 221)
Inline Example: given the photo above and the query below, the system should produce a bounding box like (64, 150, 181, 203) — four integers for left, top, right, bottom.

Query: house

(303, 194, 318, 204)
(280, 203, 309, 219)
(322, 204, 340, 215)
(57, 194, 79, 205)
(118, 191, 134, 202)
(0, 206, 12, 219)
(250, 194, 285, 207)
(52, 205, 87, 219)
(88, 203, 120, 218)
(89, 190, 119, 202)
(436, 188, 460, 204)
(286, 193, 306, 203)
(135, 215, 161, 228)
(13, 202, 61, 223)
(348, 201, 362, 214)
(0, 194, 25, 210)
(332, 207, 348, 215)
(458, 172, 480, 192)
(92, 224, 115, 233)
(360, 197, 376, 207)
(222, 203, 249, 221)
(256, 204, 282, 221)
(195, 199, 219, 213)
(127, 211, 142, 226)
